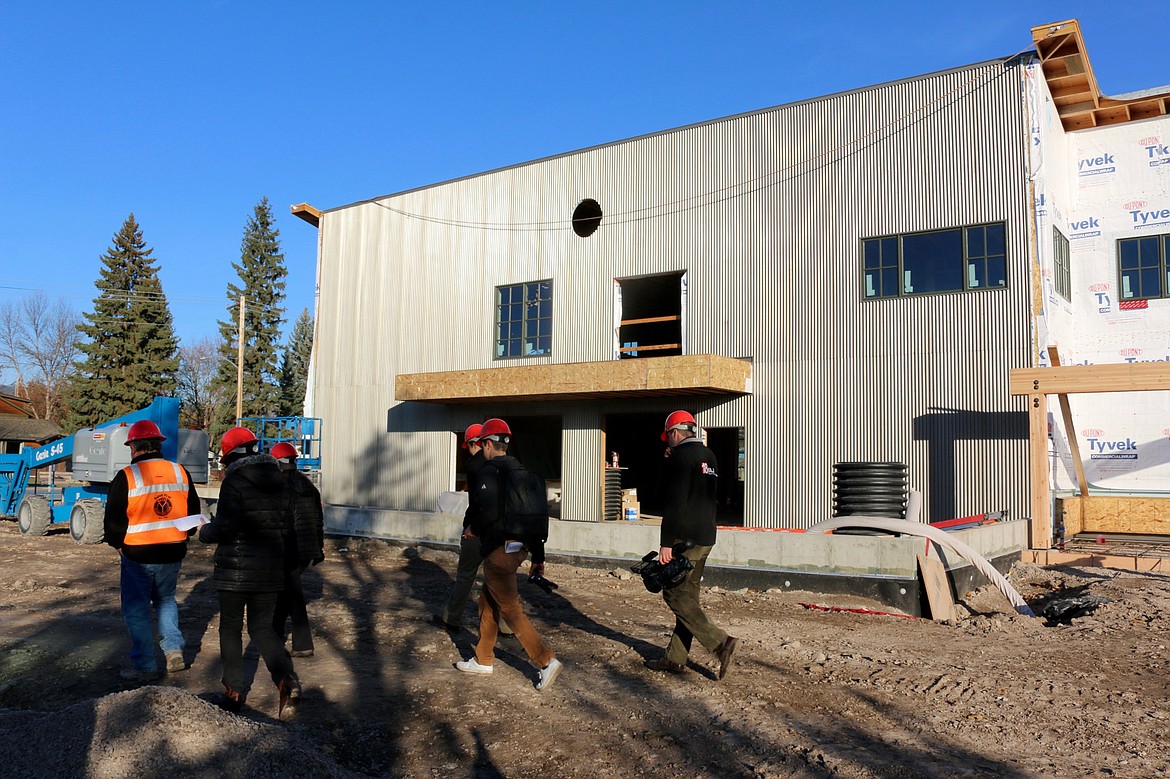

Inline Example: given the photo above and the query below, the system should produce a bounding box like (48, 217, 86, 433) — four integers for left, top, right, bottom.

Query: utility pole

(236, 295, 245, 422)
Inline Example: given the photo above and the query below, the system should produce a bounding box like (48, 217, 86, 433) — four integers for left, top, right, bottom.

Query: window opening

(614, 272, 685, 359)
(863, 223, 1007, 298)
(1118, 233, 1170, 300)
(572, 198, 603, 238)
(495, 280, 552, 358)
(1053, 227, 1072, 301)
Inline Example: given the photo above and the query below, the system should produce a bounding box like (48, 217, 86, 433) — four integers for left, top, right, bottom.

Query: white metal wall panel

(313, 59, 1034, 528)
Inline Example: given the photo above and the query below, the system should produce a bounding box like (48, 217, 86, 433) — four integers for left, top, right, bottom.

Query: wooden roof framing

(1032, 19, 1170, 131)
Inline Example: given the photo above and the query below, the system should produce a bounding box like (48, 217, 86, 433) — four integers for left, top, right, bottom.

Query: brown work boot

(715, 636, 739, 680)
(645, 657, 686, 674)
(165, 650, 186, 673)
(278, 672, 302, 721)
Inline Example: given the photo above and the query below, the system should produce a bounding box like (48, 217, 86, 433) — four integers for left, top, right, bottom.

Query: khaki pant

(662, 544, 728, 664)
(475, 546, 554, 669)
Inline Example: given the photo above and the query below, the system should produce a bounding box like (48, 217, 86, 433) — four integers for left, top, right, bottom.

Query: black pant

(273, 563, 314, 653)
(217, 590, 293, 693)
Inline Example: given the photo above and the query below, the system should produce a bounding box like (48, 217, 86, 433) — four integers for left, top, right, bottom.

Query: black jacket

(282, 469, 324, 566)
(660, 437, 719, 548)
(461, 450, 486, 530)
(199, 453, 288, 592)
(103, 451, 200, 564)
(468, 455, 545, 565)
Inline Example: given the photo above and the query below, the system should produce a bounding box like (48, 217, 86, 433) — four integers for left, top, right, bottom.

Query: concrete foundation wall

(325, 504, 1027, 579)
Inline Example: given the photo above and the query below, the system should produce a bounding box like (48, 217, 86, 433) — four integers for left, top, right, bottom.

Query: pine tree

(68, 214, 180, 430)
(212, 198, 287, 438)
(278, 308, 314, 416)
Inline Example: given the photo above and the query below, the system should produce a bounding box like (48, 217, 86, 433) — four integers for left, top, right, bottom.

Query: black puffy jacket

(282, 469, 324, 566)
(199, 453, 288, 592)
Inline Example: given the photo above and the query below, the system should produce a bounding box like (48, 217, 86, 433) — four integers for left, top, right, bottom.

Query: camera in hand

(629, 543, 694, 593)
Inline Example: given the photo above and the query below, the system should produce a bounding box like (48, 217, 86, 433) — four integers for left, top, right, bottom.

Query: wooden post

(236, 295, 245, 423)
(1028, 390, 1051, 549)
(1046, 347, 1088, 496)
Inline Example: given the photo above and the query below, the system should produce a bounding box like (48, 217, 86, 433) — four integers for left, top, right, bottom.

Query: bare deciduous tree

(177, 336, 231, 430)
(0, 292, 80, 421)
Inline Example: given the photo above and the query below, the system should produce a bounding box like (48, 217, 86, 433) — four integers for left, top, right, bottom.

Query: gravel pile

(0, 686, 359, 778)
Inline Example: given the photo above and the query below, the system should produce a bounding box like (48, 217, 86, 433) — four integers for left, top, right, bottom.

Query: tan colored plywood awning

(291, 202, 322, 227)
(1032, 20, 1170, 131)
(395, 354, 752, 404)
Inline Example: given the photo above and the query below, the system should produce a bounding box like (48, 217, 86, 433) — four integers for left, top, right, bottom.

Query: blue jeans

(120, 556, 183, 671)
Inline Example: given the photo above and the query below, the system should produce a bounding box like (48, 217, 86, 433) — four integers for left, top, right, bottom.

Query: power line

(368, 43, 1041, 232)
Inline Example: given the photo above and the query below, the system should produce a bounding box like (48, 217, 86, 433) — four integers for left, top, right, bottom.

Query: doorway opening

(455, 414, 563, 517)
(705, 427, 745, 526)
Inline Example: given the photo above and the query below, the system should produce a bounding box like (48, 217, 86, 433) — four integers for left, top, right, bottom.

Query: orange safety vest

(122, 459, 191, 546)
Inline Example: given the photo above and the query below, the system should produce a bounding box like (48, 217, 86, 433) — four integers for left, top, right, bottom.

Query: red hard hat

(479, 418, 511, 443)
(220, 426, 258, 456)
(125, 420, 166, 444)
(661, 410, 697, 441)
(270, 442, 298, 460)
(462, 423, 483, 449)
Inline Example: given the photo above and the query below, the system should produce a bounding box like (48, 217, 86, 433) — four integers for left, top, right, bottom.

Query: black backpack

(489, 460, 550, 546)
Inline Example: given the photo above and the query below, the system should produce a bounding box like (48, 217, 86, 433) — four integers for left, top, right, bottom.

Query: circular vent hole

(572, 198, 602, 238)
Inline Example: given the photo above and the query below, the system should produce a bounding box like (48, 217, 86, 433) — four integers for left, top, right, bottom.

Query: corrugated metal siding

(313, 59, 1033, 529)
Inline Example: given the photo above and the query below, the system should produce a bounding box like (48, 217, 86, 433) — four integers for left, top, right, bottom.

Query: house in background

(0, 386, 61, 455)
(294, 19, 1168, 558)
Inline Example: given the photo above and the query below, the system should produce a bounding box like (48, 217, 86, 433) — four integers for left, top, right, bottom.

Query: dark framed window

(863, 222, 1007, 298)
(1053, 227, 1071, 301)
(495, 280, 552, 358)
(1118, 234, 1170, 300)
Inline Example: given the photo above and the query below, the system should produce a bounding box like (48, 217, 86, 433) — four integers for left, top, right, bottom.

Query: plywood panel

(396, 354, 752, 403)
(1078, 496, 1170, 535)
(917, 553, 955, 623)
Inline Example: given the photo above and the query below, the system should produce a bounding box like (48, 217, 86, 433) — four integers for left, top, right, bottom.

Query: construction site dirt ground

(1, 521, 1169, 779)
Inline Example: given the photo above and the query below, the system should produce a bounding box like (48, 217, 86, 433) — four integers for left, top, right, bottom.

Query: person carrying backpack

(454, 417, 563, 691)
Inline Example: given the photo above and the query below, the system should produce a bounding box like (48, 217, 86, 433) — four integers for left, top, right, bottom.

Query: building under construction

(293, 19, 1170, 575)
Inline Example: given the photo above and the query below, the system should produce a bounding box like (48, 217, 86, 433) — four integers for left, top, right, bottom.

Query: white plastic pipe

(806, 516, 1035, 617)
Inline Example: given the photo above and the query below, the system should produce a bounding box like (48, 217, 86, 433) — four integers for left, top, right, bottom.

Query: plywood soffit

(395, 354, 752, 404)
(291, 203, 321, 227)
(1032, 19, 1170, 131)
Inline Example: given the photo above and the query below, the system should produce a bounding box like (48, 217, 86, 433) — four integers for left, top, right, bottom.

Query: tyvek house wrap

(1027, 60, 1170, 492)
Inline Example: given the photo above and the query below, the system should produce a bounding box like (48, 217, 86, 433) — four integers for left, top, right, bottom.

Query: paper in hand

(173, 514, 209, 531)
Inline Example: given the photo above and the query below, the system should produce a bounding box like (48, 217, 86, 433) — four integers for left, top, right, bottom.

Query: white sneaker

(455, 657, 493, 674)
(537, 658, 563, 691)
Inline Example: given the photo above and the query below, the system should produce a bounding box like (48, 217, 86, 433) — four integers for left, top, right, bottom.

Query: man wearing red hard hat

(103, 419, 202, 682)
(648, 410, 739, 680)
(435, 423, 510, 635)
(199, 426, 301, 719)
(456, 418, 562, 691)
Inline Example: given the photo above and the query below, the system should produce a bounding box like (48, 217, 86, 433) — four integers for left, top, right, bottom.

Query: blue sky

(2, 2, 1167, 360)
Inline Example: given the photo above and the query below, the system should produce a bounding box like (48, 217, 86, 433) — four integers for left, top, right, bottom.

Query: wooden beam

(1047, 348, 1088, 496)
(620, 315, 681, 326)
(1023, 549, 1170, 573)
(1028, 390, 1051, 549)
(1009, 362, 1170, 396)
(617, 343, 680, 353)
(291, 202, 321, 228)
